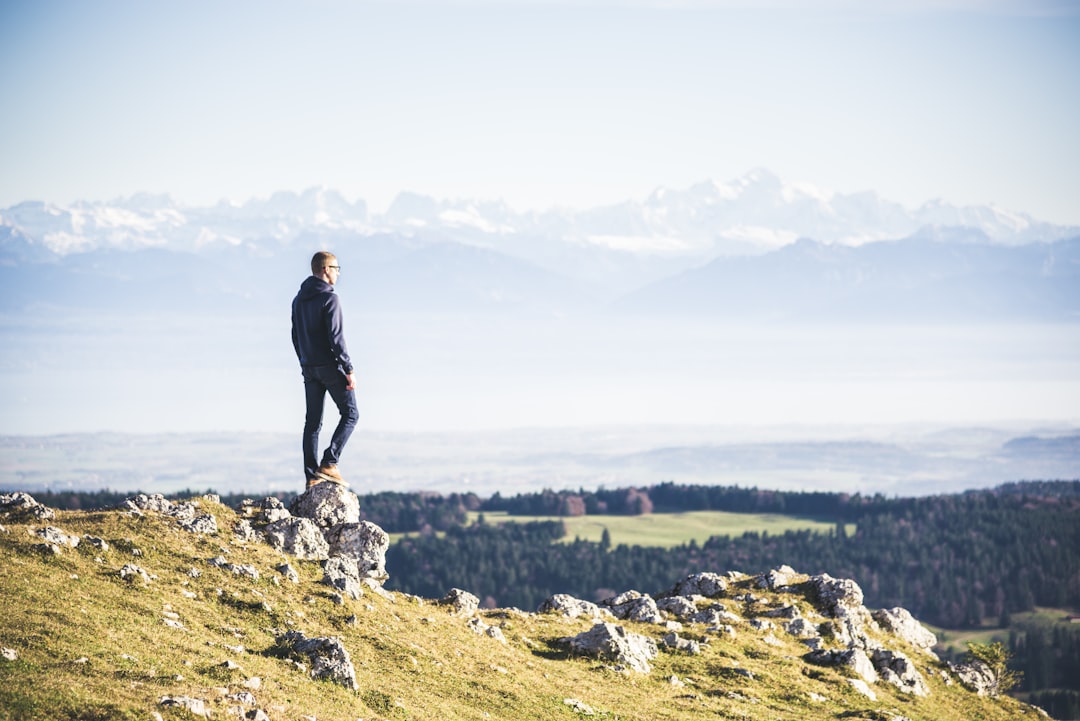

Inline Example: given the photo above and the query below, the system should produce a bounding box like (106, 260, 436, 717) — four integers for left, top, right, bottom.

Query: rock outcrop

(276, 630, 358, 691)
(564, 622, 659, 674)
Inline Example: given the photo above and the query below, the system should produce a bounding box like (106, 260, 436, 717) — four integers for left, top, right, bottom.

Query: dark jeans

(301, 365, 359, 480)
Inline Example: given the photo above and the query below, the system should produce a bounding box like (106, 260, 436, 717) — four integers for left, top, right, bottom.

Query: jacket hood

(297, 275, 334, 300)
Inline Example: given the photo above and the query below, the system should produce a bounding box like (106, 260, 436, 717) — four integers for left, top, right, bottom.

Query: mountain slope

(0, 494, 1038, 721)
(617, 234, 1080, 321)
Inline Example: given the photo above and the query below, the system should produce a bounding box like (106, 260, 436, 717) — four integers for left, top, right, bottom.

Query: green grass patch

(459, 510, 854, 548)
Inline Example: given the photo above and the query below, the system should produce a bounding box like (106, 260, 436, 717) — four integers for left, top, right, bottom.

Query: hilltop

(0, 489, 1044, 721)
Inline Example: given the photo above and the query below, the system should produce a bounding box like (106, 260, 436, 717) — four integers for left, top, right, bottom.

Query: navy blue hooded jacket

(291, 276, 353, 373)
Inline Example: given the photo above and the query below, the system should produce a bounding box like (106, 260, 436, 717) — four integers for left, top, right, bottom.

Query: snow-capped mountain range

(2, 168, 1074, 262)
(2, 169, 1078, 322)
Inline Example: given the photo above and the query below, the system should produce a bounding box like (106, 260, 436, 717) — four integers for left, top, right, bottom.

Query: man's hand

(345, 372, 356, 391)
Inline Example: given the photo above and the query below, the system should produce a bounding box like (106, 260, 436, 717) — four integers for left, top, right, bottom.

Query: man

(291, 251, 359, 489)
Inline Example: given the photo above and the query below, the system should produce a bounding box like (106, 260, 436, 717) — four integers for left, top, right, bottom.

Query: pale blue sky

(1, 0, 1078, 223)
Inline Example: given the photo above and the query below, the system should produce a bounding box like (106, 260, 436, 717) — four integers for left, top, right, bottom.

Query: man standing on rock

(292, 251, 359, 489)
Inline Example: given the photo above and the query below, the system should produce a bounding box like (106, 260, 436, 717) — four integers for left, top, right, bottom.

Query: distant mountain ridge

(2, 169, 1078, 321)
(3, 169, 1076, 261)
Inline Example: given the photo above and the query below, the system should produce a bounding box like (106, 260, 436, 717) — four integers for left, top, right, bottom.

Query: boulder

(277, 630, 358, 690)
(758, 565, 800, 590)
(949, 659, 997, 697)
(872, 648, 930, 696)
(661, 632, 701, 655)
(439, 588, 480, 616)
(179, 514, 218, 535)
(33, 526, 80, 548)
(289, 483, 360, 528)
(566, 622, 658, 674)
(322, 556, 363, 600)
(603, 591, 663, 625)
(263, 517, 330, 560)
(537, 594, 613, 620)
(323, 521, 389, 581)
(872, 607, 938, 654)
(0, 492, 54, 521)
(668, 572, 728, 598)
(159, 696, 210, 718)
(656, 596, 697, 620)
(809, 573, 864, 615)
(259, 497, 291, 524)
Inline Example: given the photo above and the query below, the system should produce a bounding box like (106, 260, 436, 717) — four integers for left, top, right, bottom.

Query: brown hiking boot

(315, 464, 347, 485)
(306, 477, 322, 490)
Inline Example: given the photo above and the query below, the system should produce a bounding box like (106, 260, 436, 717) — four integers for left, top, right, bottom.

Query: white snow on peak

(719, 225, 800, 249)
(438, 206, 515, 234)
(585, 233, 698, 255)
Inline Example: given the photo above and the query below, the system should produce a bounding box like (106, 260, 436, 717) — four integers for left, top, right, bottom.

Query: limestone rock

(323, 521, 389, 582)
(33, 526, 80, 548)
(322, 555, 363, 600)
(667, 572, 728, 598)
(949, 659, 997, 697)
(179, 514, 218, 535)
(661, 632, 701, 655)
(289, 483, 360, 529)
(655, 595, 697, 620)
(873, 607, 938, 654)
(259, 497, 291, 524)
(872, 648, 930, 696)
(603, 591, 663, 624)
(119, 564, 151, 584)
(809, 573, 864, 614)
(0, 492, 55, 521)
(758, 565, 801, 590)
(277, 630, 358, 690)
(566, 622, 658, 674)
(158, 696, 210, 717)
(538, 594, 614, 620)
(439, 588, 480, 616)
(263, 517, 330, 560)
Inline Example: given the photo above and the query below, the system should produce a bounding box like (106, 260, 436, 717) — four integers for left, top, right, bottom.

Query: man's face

(324, 262, 340, 285)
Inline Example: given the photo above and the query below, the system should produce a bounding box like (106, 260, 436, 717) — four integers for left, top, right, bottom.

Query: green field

(458, 510, 855, 549)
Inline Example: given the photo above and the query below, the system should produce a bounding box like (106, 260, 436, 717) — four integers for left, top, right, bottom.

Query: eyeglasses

(326, 265, 340, 271)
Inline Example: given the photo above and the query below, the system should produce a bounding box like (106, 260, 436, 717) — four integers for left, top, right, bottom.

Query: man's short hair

(311, 251, 337, 276)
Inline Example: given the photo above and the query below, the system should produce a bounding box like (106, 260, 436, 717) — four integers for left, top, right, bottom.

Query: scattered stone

(276, 562, 300, 584)
(226, 690, 257, 705)
(0, 492, 55, 521)
(439, 588, 480, 616)
(847, 678, 877, 701)
(758, 565, 801, 590)
(158, 695, 210, 718)
(537, 594, 613, 620)
(263, 517, 330, 560)
(563, 698, 596, 715)
(233, 519, 259, 541)
(661, 632, 701, 655)
(656, 595, 697, 620)
(467, 617, 508, 644)
(565, 622, 658, 674)
(243, 676, 262, 690)
(2, 648, 17, 661)
(82, 535, 109, 551)
(259, 497, 291, 523)
(247, 710, 271, 721)
(276, 630, 358, 690)
(949, 659, 998, 697)
(33, 526, 80, 548)
(603, 591, 664, 624)
(668, 572, 728, 598)
(873, 650, 930, 696)
(119, 564, 151, 584)
(208, 556, 260, 580)
(178, 514, 218, 535)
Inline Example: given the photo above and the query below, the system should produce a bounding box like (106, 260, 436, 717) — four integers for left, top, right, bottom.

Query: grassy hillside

(0, 496, 1040, 721)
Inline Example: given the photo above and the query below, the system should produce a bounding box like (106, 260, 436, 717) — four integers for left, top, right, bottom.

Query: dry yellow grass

(0, 497, 1038, 721)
